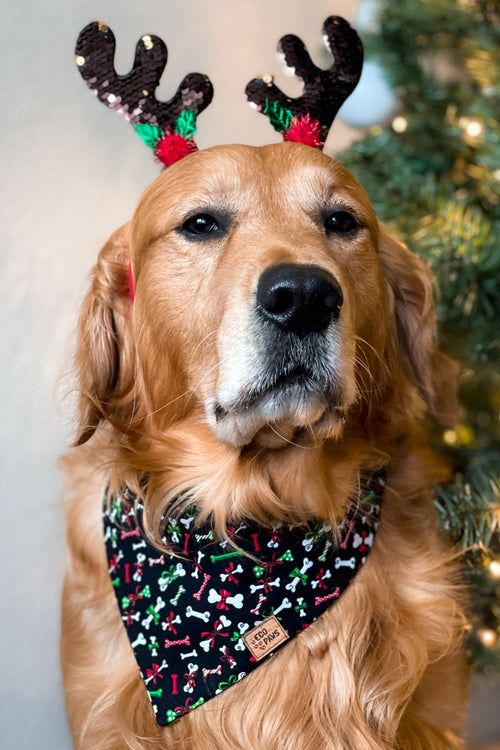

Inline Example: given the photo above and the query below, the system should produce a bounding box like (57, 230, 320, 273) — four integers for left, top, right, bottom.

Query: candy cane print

(314, 587, 341, 606)
(148, 554, 165, 567)
(164, 636, 191, 648)
(250, 592, 267, 616)
(193, 573, 211, 601)
(195, 531, 214, 543)
(318, 540, 332, 562)
(170, 585, 186, 607)
(202, 665, 222, 679)
(339, 518, 356, 549)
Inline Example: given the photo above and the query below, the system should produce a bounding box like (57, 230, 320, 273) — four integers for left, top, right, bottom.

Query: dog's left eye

(324, 211, 359, 235)
(181, 213, 222, 237)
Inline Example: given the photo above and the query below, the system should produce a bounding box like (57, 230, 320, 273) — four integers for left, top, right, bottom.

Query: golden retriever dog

(61, 141, 468, 749)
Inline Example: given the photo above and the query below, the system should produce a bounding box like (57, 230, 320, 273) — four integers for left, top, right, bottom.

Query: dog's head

(75, 142, 457, 457)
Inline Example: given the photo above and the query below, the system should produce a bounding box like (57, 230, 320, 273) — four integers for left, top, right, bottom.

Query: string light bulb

(443, 429, 458, 446)
(477, 628, 498, 648)
(488, 559, 500, 579)
(392, 115, 408, 133)
(459, 117, 483, 138)
(466, 120, 483, 137)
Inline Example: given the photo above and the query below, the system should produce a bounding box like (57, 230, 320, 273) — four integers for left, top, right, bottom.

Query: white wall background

(1, 1, 498, 748)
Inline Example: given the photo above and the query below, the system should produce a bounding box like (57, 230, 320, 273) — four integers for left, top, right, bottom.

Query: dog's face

(76, 141, 456, 453)
(130, 143, 387, 447)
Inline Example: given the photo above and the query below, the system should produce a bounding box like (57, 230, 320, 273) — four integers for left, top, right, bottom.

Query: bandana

(103, 473, 384, 725)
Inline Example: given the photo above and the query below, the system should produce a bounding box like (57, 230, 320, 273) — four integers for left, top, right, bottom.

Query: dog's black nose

(256, 263, 343, 338)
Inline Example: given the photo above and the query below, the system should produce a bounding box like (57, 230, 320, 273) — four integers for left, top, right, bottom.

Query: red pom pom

(284, 115, 324, 149)
(154, 132, 198, 167)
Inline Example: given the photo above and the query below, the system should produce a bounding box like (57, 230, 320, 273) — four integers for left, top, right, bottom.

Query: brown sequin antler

(245, 16, 363, 148)
(75, 21, 214, 167)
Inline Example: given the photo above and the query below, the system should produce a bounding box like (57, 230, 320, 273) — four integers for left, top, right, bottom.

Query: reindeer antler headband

(75, 21, 214, 168)
(75, 17, 363, 168)
(245, 16, 363, 149)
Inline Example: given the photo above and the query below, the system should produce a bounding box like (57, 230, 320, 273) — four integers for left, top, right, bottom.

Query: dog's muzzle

(209, 263, 349, 445)
(256, 263, 343, 339)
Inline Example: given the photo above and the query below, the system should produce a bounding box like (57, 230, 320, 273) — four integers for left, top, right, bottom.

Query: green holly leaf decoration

(134, 122, 163, 150)
(264, 99, 294, 133)
(175, 110, 197, 140)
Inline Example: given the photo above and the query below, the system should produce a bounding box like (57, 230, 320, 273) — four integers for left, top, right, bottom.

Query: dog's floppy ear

(74, 224, 137, 444)
(378, 225, 458, 428)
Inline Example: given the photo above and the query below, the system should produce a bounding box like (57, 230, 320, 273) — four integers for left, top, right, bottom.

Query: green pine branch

(435, 460, 499, 551)
(337, 0, 500, 673)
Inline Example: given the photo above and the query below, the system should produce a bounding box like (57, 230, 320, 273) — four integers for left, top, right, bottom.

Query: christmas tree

(338, 0, 500, 672)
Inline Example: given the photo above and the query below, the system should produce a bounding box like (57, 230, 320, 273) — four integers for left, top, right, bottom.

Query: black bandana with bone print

(103, 473, 384, 725)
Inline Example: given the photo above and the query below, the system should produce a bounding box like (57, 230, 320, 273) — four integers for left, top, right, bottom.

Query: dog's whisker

(127, 320, 147, 430)
(353, 355, 375, 383)
(188, 328, 220, 372)
(353, 334, 391, 379)
(267, 422, 315, 450)
(137, 354, 231, 421)
(188, 354, 231, 400)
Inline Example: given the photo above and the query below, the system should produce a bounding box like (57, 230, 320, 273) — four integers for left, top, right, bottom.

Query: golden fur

(61, 142, 468, 749)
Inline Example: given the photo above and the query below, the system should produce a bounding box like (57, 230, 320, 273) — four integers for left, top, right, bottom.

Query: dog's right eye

(324, 210, 359, 235)
(180, 213, 222, 238)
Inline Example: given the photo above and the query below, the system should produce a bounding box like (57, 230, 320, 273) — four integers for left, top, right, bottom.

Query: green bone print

(148, 636, 159, 653)
(166, 697, 205, 723)
(217, 674, 239, 691)
(148, 688, 163, 699)
(210, 551, 244, 563)
(145, 603, 162, 625)
(254, 548, 294, 577)
(160, 565, 183, 586)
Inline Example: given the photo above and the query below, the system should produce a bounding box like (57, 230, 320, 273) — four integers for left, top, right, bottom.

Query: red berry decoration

(154, 132, 198, 167)
(284, 115, 323, 149)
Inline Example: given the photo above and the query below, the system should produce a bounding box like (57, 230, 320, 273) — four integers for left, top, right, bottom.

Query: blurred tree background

(337, 0, 500, 674)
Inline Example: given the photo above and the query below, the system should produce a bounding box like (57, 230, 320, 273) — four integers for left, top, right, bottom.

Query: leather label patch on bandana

(102, 473, 384, 726)
(243, 616, 289, 660)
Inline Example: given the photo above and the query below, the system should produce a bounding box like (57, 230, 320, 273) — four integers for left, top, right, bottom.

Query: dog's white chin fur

(206, 387, 348, 448)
